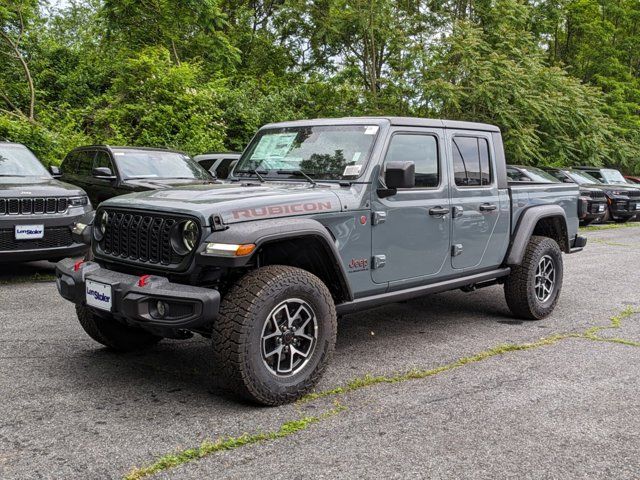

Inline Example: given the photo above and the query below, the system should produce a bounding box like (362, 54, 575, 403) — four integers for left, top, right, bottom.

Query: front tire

(212, 265, 337, 406)
(76, 304, 162, 351)
(504, 236, 563, 320)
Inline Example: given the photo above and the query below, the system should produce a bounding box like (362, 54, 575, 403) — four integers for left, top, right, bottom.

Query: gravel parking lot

(1, 225, 639, 480)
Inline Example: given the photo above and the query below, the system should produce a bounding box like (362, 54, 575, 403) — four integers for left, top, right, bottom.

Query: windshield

(567, 170, 601, 185)
(508, 166, 559, 183)
(0, 144, 49, 177)
(113, 149, 211, 180)
(234, 125, 379, 180)
(600, 168, 628, 184)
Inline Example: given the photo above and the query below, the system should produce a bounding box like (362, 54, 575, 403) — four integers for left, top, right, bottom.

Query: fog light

(72, 222, 88, 236)
(156, 300, 169, 318)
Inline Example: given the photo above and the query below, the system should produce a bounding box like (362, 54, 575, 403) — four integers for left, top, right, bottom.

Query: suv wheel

(212, 265, 337, 406)
(76, 304, 162, 351)
(504, 236, 563, 320)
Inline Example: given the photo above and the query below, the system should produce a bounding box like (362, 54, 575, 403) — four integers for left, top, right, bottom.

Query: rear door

(371, 127, 451, 285)
(448, 131, 505, 270)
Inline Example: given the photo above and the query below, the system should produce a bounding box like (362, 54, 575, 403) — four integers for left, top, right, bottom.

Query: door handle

(429, 206, 450, 216)
(479, 203, 497, 212)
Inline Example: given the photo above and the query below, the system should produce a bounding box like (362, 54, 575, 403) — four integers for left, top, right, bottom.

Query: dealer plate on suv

(86, 280, 113, 311)
(15, 224, 44, 240)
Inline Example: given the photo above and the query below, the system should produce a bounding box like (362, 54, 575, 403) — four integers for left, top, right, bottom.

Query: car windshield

(0, 144, 49, 177)
(508, 167, 559, 183)
(568, 170, 601, 185)
(600, 168, 628, 184)
(234, 125, 379, 180)
(113, 149, 211, 180)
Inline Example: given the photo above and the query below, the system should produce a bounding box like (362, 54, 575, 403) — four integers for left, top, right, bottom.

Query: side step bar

(336, 268, 511, 315)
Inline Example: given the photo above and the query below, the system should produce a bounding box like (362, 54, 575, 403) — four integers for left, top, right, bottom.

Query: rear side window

(215, 158, 236, 179)
(62, 152, 79, 174)
(76, 151, 96, 176)
(384, 134, 439, 188)
(453, 137, 492, 187)
(586, 170, 604, 182)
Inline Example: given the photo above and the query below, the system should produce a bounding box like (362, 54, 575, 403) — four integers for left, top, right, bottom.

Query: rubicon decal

(232, 201, 334, 220)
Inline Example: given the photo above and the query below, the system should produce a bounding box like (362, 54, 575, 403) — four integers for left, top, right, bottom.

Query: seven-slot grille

(626, 190, 640, 199)
(588, 190, 606, 199)
(0, 197, 69, 215)
(99, 209, 191, 266)
(0, 227, 73, 251)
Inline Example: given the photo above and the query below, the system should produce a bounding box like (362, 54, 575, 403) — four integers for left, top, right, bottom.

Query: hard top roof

(262, 116, 500, 132)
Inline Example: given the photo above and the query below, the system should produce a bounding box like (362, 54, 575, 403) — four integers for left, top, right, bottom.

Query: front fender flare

(198, 218, 353, 301)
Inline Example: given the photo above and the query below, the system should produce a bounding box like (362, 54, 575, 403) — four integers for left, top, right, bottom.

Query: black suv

(545, 168, 638, 223)
(193, 152, 241, 179)
(0, 142, 91, 263)
(60, 146, 215, 207)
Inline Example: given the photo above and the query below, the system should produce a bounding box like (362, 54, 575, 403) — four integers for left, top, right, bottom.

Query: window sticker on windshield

(364, 126, 379, 135)
(343, 165, 362, 177)
(252, 133, 298, 160)
(352, 152, 361, 163)
(114, 152, 125, 156)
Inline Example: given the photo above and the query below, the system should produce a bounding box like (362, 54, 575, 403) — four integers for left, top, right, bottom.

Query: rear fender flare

(506, 205, 568, 266)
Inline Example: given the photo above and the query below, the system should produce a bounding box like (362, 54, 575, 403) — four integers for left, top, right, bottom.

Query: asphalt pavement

(1, 225, 639, 479)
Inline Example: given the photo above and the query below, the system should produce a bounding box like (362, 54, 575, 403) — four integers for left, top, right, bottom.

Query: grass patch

(124, 404, 346, 480)
(580, 222, 640, 232)
(0, 272, 55, 285)
(589, 238, 636, 247)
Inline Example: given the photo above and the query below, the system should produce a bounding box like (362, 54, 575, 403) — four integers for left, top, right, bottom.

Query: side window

(452, 136, 492, 187)
(198, 159, 215, 171)
(587, 170, 604, 182)
(94, 151, 114, 171)
(506, 167, 526, 182)
(215, 158, 235, 179)
(77, 151, 96, 176)
(384, 134, 439, 188)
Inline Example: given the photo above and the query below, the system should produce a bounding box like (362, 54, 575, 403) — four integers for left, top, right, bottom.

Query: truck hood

(0, 176, 86, 197)
(102, 182, 343, 225)
(124, 178, 216, 190)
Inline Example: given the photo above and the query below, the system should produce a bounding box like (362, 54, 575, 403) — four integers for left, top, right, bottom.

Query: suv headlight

(69, 196, 89, 207)
(94, 210, 108, 241)
(171, 220, 200, 254)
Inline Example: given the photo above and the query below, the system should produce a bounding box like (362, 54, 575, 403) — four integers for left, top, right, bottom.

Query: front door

(448, 131, 502, 270)
(371, 128, 451, 285)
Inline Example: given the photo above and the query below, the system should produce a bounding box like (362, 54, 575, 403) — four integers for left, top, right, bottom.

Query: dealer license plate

(15, 224, 44, 240)
(598, 205, 606, 212)
(86, 280, 113, 311)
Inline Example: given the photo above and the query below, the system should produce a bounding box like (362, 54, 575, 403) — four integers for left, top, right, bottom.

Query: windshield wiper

(236, 169, 267, 182)
(276, 170, 317, 186)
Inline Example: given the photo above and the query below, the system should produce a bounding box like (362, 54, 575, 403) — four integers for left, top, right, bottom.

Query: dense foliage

(0, 0, 638, 173)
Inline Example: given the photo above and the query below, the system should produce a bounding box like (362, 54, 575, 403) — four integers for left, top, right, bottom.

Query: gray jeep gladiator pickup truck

(56, 117, 585, 405)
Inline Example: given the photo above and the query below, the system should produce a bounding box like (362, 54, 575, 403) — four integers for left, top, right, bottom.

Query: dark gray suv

(0, 142, 92, 263)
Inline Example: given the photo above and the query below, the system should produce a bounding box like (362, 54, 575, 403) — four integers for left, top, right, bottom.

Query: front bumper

(578, 198, 607, 221)
(0, 243, 87, 263)
(55, 258, 220, 330)
(609, 199, 640, 218)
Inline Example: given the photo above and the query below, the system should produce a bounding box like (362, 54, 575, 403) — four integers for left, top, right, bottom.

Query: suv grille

(626, 190, 640, 199)
(0, 197, 69, 215)
(588, 190, 606, 199)
(0, 227, 73, 251)
(98, 209, 193, 267)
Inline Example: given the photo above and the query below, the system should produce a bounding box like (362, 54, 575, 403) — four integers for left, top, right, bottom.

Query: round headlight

(182, 220, 199, 252)
(94, 210, 109, 241)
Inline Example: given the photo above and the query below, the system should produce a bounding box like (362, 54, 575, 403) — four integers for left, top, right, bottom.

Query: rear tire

(76, 304, 162, 351)
(504, 236, 563, 320)
(212, 265, 337, 406)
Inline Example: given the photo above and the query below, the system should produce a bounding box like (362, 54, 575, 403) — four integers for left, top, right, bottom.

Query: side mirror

(92, 167, 116, 180)
(385, 161, 415, 189)
(49, 165, 62, 178)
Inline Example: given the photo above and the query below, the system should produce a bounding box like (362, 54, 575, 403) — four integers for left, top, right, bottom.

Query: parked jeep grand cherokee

(0, 142, 91, 263)
(545, 168, 640, 223)
(508, 166, 607, 226)
(56, 117, 585, 405)
(60, 146, 215, 207)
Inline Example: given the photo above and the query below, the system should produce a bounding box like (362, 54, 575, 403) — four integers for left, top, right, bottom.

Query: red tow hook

(73, 260, 85, 272)
(138, 274, 152, 287)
